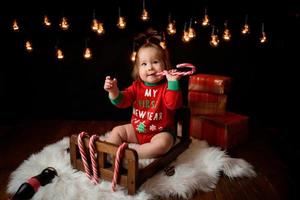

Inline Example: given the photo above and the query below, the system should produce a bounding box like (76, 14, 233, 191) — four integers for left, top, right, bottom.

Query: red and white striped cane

(111, 142, 128, 192)
(155, 63, 196, 76)
(89, 134, 100, 184)
(78, 132, 93, 180)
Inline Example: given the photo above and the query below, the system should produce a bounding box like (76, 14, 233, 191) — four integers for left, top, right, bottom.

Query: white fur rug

(7, 137, 256, 200)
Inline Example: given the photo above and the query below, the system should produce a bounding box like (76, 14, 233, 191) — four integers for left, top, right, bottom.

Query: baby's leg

(106, 123, 138, 145)
(132, 132, 174, 159)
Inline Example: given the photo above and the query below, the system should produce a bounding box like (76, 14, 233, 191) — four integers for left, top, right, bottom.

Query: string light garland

(6, 4, 271, 62)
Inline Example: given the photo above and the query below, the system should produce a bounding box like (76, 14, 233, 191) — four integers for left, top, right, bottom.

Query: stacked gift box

(188, 74, 248, 150)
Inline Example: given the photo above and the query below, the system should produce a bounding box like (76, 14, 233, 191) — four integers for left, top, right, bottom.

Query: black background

(0, 0, 298, 127)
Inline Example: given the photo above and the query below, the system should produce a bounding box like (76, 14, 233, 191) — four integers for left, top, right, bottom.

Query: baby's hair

(131, 34, 172, 80)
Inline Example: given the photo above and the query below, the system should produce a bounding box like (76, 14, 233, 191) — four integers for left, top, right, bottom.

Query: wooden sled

(70, 107, 191, 195)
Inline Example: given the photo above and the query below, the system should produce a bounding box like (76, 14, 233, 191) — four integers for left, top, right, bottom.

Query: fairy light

(188, 18, 196, 39)
(222, 20, 231, 41)
(141, 0, 150, 21)
(83, 47, 92, 59)
(43, 15, 51, 27)
(117, 7, 126, 29)
(83, 39, 92, 60)
(97, 22, 105, 35)
(159, 32, 167, 49)
(56, 48, 64, 60)
(12, 19, 19, 31)
(210, 26, 219, 47)
(131, 41, 137, 62)
(182, 22, 191, 43)
(260, 23, 267, 43)
(166, 13, 176, 35)
(60, 17, 69, 31)
(25, 40, 33, 52)
(131, 51, 137, 62)
(91, 19, 99, 32)
(202, 8, 210, 27)
(8, 6, 272, 60)
(241, 14, 250, 35)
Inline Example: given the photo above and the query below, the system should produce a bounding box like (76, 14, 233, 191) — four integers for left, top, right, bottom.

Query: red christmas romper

(110, 80, 182, 144)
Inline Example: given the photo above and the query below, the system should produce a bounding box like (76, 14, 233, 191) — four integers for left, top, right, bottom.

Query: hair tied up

(134, 28, 163, 49)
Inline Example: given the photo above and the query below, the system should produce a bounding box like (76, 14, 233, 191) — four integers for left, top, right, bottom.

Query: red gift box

(190, 112, 248, 149)
(189, 74, 231, 94)
(188, 91, 227, 115)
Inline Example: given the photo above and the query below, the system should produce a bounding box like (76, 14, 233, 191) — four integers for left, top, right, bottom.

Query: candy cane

(78, 133, 128, 191)
(155, 63, 196, 76)
(111, 142, 128, 192)
(89, 134, 100, 184)
(78, 132, 93, 180)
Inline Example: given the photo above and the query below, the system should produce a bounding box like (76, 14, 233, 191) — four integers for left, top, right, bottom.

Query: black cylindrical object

(10, 167, 57, 200)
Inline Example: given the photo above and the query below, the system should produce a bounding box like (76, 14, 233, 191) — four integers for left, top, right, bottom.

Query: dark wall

(0, 0, 298, 128)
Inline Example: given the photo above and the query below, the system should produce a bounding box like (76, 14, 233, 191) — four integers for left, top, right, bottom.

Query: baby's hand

(166, 70, 182, 81)
(104, 76, 118, 93)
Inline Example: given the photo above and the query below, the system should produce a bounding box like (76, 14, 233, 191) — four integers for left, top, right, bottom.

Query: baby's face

(137, 47, 165, 84)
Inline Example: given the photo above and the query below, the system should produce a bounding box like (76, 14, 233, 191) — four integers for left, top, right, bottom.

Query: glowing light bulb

(44, 15, 51, 27)
(188, 27, 196, 39)
(60, 17, 69, 30)
(260, 32, 267, 43)
(223, 29, 231, 41)
(202, 8, 209, 27)
(260, 23, 267, 44)
(202, 14, 209, 27)
(97, 23, 105, 35)
(222, 21, 231, 41)
(160, 32, 167, 49)
(56, 49, 64, 60)
(83, 48, 92, 60)
(241, 15, 250, 35)
(117, 16, 126, 29)
(91, 19, 98, 32)
(131, 51, 137, 62)
(25, 41, 33, 52)
(182, 31, 190, 43)
(210, 35, 219, 47)
(141, 9, 150, 21)
(167, 22, 176, 35)
(210, 26, 219, 47)
(141, 0, 149, 21)
(12, 19, 19, 31)
(241, 24, 250, 35)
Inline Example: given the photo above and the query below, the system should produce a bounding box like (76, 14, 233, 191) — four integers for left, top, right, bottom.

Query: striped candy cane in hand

(155, 63, 196, 76)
